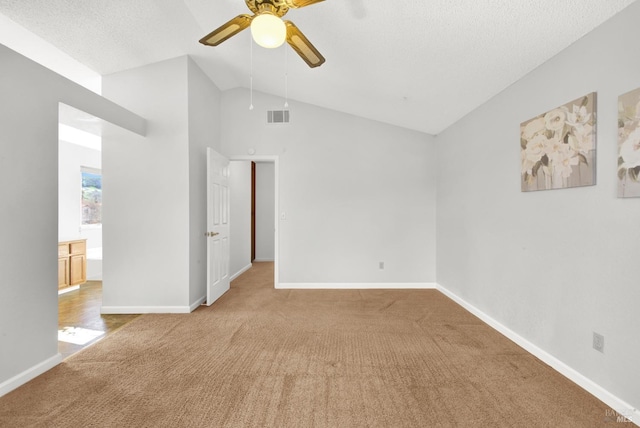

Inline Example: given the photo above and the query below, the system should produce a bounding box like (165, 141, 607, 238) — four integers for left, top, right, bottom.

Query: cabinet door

(58, 258, 70, 289)
(69, 254, 86, 285)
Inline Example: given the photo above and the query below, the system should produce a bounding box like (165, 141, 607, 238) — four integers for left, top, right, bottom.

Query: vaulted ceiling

(0, 0, 635, 134)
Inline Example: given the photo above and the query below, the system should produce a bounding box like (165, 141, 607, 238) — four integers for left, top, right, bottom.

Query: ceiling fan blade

(199, 14, 253, 46)
(284, 21, 325, 68)
(286, 0, 325, 8)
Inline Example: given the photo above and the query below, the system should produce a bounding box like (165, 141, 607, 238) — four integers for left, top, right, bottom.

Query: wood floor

(58, 281, 140, 359)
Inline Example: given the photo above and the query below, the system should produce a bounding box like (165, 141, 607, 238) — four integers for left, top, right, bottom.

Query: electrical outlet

(593, 332, 604, 353)
(379, 262, 384, 270)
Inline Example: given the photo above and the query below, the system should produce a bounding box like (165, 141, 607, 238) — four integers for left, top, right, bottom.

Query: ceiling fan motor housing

(246, 0, 290, 17)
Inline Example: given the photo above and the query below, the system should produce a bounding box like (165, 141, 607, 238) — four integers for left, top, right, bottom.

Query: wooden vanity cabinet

(58, 239, 87, 290)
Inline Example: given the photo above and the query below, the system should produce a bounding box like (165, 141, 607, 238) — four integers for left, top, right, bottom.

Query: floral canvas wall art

(617, 87, 640, 198)
(520, 93, 597, 192)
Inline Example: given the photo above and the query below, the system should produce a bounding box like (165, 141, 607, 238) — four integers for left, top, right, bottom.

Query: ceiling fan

(199, 0, 326, 68)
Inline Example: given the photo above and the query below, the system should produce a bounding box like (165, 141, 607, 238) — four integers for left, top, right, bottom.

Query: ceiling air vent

(267, 110, 290, 124)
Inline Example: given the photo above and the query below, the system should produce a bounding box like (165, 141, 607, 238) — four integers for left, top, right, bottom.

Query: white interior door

(206, 148, 230, 306)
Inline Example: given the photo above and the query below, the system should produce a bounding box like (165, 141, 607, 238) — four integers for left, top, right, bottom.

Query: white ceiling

(0, 0, 636, 134)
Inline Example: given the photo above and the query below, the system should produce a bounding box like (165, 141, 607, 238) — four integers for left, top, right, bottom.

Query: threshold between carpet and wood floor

(0, 262, 622, 427)
(57, 280, 141, 360)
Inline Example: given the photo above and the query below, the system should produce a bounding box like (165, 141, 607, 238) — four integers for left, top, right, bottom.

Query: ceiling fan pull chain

(284, 45, 289, 108)
(249, 33, 254, 111)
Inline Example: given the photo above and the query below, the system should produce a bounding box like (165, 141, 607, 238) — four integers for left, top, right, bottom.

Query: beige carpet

(0, 263, 612, 427)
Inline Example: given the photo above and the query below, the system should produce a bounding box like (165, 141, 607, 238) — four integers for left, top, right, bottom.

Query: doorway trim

(229, 155, 279, 288)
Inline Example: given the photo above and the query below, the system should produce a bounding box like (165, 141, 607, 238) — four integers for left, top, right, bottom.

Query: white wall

(188, 57, 222, 304)
(101, 57, 190, 311)
(221, 89, 436, 286)
(58, 140, 102, 249)
(255, 162, 275, 261)
(101, 56, 221, 313)
(229, 161, 252, 278)
(436, 2, 640, 415)
(0, 43, 145, 396)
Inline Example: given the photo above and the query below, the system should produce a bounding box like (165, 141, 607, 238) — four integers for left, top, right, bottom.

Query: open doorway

(253, 161, 276, 263)
(57, 104, 139, 358)
(229, 156, 279, 287)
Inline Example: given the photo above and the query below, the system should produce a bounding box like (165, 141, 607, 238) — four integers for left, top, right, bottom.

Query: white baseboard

(253, 258, 274, 263)
(277, 282, 437, 290)
(0, 353, 62, 398)
(190, 296, 206, 312)
(436, 283, 639, 426)
(230, 263, 253, 282)
(100, 306, 192, 314)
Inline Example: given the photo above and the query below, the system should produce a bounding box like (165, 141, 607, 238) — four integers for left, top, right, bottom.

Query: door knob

(205, 232, 220, 237)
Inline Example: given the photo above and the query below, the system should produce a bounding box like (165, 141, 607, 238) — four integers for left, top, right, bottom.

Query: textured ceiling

(0, 0, 636, 134)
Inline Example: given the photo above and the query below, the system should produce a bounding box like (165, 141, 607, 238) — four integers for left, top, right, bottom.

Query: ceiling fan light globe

(251, 14, 286, 48)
